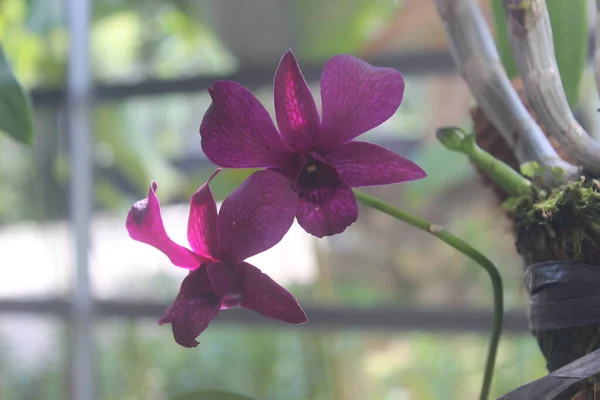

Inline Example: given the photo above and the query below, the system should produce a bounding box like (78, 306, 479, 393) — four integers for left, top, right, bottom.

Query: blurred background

(6, 0, 598, 398)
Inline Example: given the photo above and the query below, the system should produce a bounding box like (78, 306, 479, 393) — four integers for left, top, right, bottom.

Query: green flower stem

(437, 127, 532, 196)
(353, 189, 503, 400)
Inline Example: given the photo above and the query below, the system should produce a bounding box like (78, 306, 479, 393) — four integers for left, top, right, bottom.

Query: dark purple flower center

(294, 154, 342, 202)
(180, 263, 243, 308)
(214, 264, 244, 309)
(180, 264, 214, 297)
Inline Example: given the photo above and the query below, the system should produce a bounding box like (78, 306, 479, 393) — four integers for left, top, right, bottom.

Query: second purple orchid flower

(127, 169, 306, 348)
(200, 50, 426, 237)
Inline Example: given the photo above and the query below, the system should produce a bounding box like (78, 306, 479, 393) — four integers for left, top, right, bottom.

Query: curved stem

(437, 126, 533, 196)
(353, 189, 503, 400)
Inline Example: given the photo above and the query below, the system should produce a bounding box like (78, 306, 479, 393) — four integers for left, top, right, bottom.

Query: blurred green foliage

(0, 0, 67, 85)
(0, 0, 415, 222)
(171, 391, 257, 400)
(0, 45, 34, 144)
(0, 0, 239, 223)
(293, 0, 398, 60)
(403, 141, 474, 209)
(491, 0, 588, 107)
(0, 320, 547, 400)
(0, 1, 548, 399)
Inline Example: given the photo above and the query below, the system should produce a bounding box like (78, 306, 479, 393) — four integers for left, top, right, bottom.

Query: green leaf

(550, 166, 566, 180)
(491, 1, 518, 80)
(294, 0, 397, 60)
(519, 161, 544, 178)
(546, 0, 588, 107)
(500, 196, 520, 212)
(492, 0, 588, 107)
(0, 45, 34, 145)
(171, 390, 257, 400)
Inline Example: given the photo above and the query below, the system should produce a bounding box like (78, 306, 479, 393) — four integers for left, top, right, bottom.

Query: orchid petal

(240, 262, 307, 324)
(273, 50, 320, 152)
(159, 267, 221, 348)
(317, 55, 404, 152)
(188, 169, 221, 260)
(218, 170, 298, 264)
(326, 141, 426, 187)
(200, 81, 293, 168)
(207, 261, 241, 298)
(126, 182, 205, 269)
(179, 265, 214, 296)
(296, 180, 358, 238)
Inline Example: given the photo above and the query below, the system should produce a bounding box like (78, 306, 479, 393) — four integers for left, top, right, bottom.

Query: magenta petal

(296, 181, 358, 238)
(273, 50, 320, 152)
(187, 169, 221, 260)
(200, 81, 293, 168)
(207, 261, 241, 298)
(325, 141, 426, 187)
(126, 182, 206, 269)
(317, 55, 404, 153)
(159, 268, 221, 348)
(160, 299, 220, 348)
(217, 170, 299, 264)
(240, 262, 307, 324)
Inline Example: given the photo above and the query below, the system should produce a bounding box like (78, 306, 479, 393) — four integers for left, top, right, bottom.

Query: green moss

(513, 178, 600, 265)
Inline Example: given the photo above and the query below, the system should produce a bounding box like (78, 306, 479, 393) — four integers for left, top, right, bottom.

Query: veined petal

(126, 182, 205, 269)
(240, 262, 307, 324)
(200, 81, 293, 168)
(325, 141, 426, 187)
(274, 50, 320, 152)
(296, 180, 358, 238)
(188, 169, 221, 260)
(217, 170, 298, 264)
(159, 267, 221, 348)
(159, 298, 220, 348)
(317, 55, 404, 153)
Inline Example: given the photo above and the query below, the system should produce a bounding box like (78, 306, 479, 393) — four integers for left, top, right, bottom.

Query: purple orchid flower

(126, 169, 307, 348)
(200, 50, 426, 238)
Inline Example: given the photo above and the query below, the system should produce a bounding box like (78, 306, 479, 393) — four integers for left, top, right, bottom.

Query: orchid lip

(221, 296, 242, 309)
(294, 153, 341, 195)
(227, 292, 242, 300)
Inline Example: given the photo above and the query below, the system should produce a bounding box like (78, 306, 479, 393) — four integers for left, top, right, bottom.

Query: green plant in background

(0, 322, 548, 400)
(0, 44, 34, 145)
(0, 1, 558, 399)
(293, 0, 398, 60)
(491, 0, 588, 107)
(171, 391, 257, 400)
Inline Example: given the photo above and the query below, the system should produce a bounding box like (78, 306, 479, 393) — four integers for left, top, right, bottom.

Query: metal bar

(31, 51, 455, 106)
(0, 299, 71, 314)
(67, 0, 94, 398)
(98, 301, 530, 334)
(0, 299, 530, 334)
